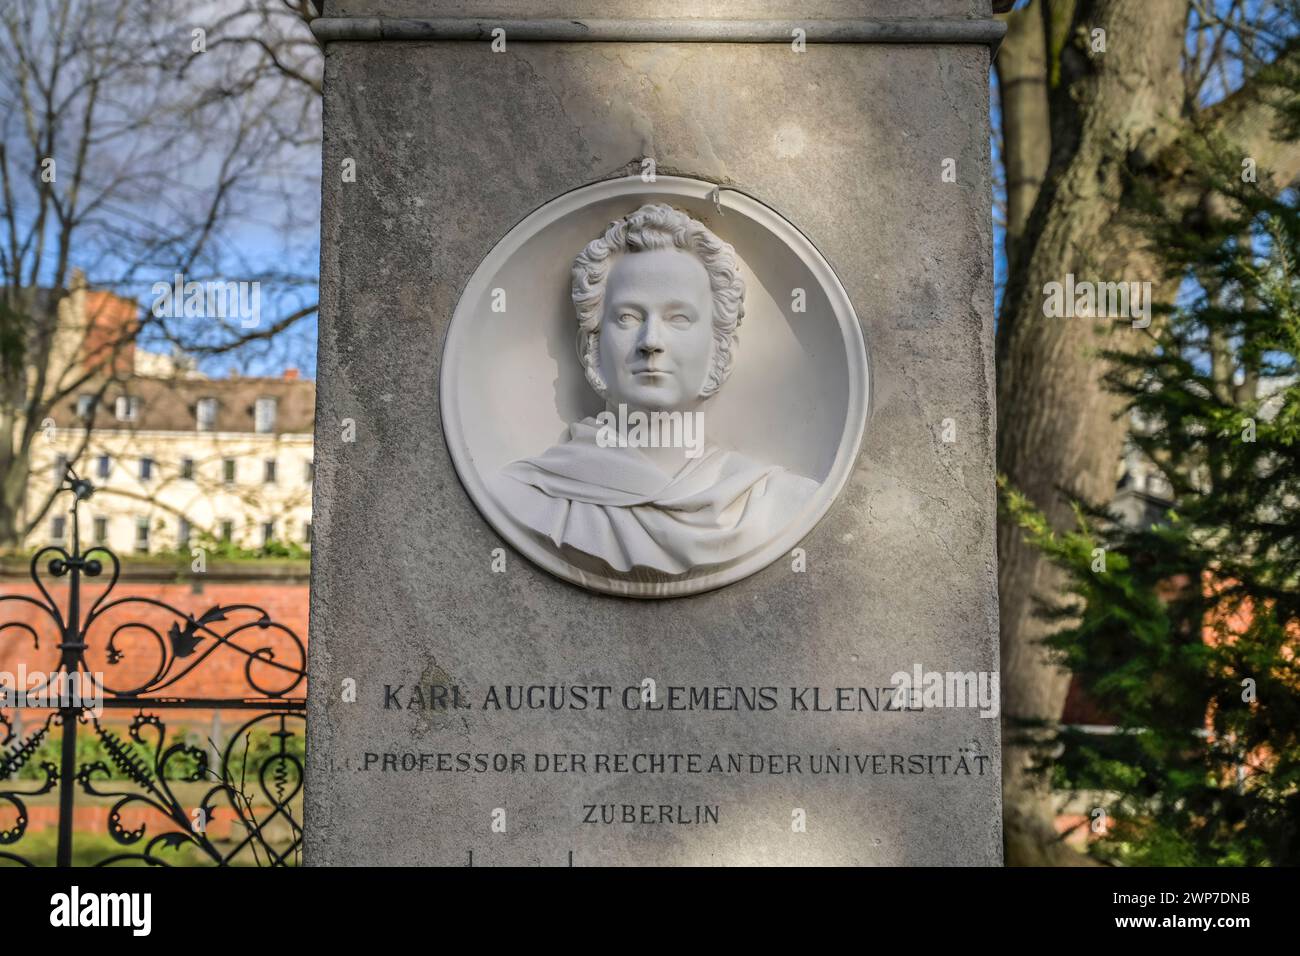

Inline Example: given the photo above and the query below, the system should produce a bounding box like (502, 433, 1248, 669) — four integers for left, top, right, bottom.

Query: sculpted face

(596, 248, 715, 413)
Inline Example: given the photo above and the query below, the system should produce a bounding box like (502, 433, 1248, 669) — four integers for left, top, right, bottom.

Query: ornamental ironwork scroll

(0, 472, 306, 867)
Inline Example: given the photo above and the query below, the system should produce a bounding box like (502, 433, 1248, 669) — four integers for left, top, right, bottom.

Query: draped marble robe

(488, 416, 820, 577)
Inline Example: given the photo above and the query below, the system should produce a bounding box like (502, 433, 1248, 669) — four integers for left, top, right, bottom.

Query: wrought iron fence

(0, 473, 306, 866)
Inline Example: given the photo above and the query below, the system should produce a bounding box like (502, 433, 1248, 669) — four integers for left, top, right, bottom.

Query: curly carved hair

(572, 203, 745, 398)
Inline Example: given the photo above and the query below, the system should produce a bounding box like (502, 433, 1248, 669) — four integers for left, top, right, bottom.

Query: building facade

(22, 289, 315, 556)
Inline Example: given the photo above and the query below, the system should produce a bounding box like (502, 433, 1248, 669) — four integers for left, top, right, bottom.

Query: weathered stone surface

(307, 6, 1000, 865)
(328, 1, 992, 20)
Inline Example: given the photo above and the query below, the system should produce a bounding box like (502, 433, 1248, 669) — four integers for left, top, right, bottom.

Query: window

(304, 522, 312, 545)
(180, 457, 194, 481)
(76, 394, 95, 419)
(254, 397, 277, 434)
(93, 517, 108, 544)
(264, 459, 277, 484)
(222, 458, 236, 485)
(115, 395, 139, 422)
(139, 457, 154, 481)
(53, 453, 68, 482)
(220, 520, 234, 543)
(178, 518, 191, 549)
(50, 515, 66, 542)
(196, 397, 217, 432)
(134, 517, 150, 553)
(304, 460, 314, 484)
(262, 521, 275, 547)
(96, 454, 111, 479)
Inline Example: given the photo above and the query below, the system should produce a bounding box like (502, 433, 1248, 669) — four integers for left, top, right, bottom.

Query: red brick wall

(0, 578, 309, 704)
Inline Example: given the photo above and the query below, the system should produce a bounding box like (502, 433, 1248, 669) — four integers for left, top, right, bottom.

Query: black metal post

(55, 705, 77, 867)
(54, 489, 85, 868)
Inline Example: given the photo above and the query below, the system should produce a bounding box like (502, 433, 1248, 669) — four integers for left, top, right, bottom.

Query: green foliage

(223, 727, 306, 785)
(190, 532, 311, 562)
(8, 727, 147, 781)
(8, 725, 303, 783)
(0, 828, 224, 868)
(1002, 135, 1300, 865)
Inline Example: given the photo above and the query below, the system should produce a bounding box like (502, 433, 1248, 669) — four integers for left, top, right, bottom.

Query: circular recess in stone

(441, 175, 870, 598)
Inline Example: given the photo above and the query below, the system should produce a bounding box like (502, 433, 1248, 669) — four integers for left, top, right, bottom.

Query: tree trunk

(995, 5, 1049, 265)
(995, 0, 1190, 865)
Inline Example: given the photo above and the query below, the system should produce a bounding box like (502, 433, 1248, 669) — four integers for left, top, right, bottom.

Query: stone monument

(307, 1, 1005, 865)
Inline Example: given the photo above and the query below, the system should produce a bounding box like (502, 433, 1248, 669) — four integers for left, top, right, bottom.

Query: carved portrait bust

(485, 203, 821, 580)
(441, 175, 869, 598)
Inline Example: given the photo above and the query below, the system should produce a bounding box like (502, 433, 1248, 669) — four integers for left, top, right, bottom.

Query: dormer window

(254, 397, 277, 434)
(114, 395, 139, 422)
(196, 397, 217, 432)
